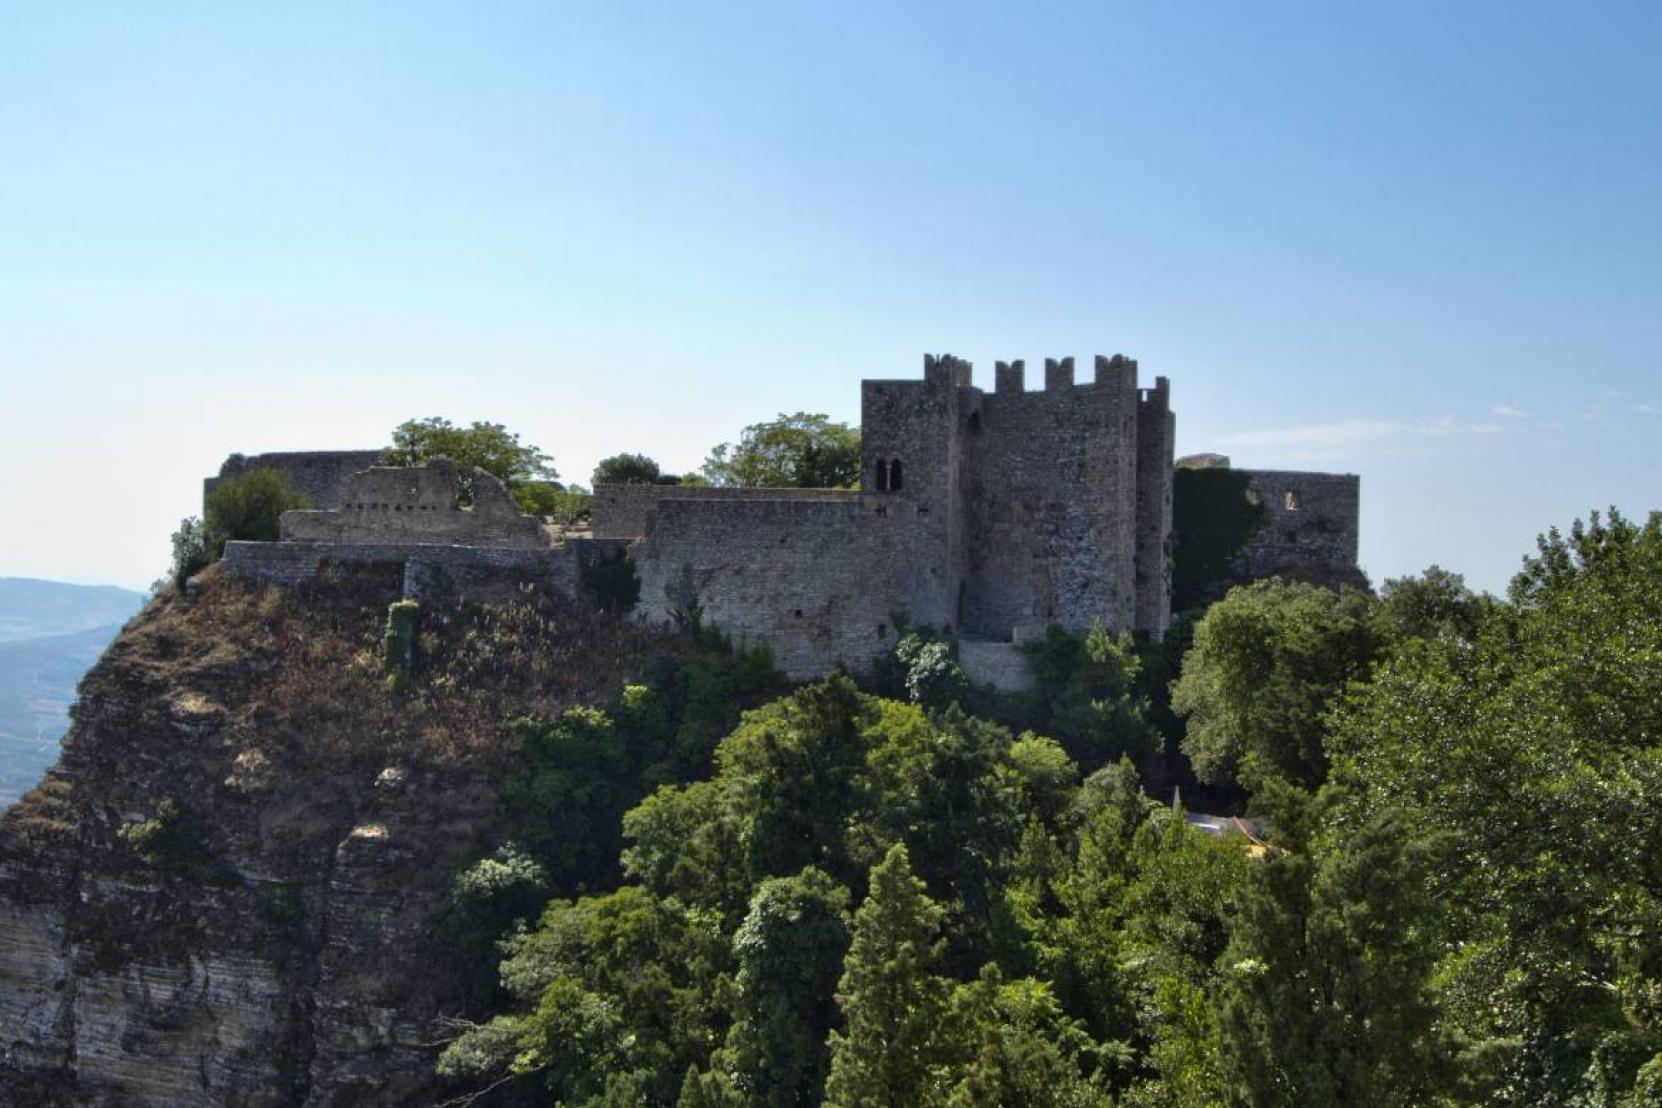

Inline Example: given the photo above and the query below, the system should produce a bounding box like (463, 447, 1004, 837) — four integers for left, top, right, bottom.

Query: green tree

(1216, 805, 1452, 1107)
(825, 844, 952, 1107)
(166, 516, 214, 589)
(1023, 623, 1161, 771)
(896, 633, 970, 710)
(944, 967, 1110, 1108)
(384, 416, 557, 512)
(500, 707, 631, 891)
(720, 867, 852, 1105)
(1172, 580, 1381, 789)
(701, 413, 861, 489)
(1376, 564, 1490, 644)
(385, 416, 556, 482)
(716, 676, 868, 884)
(1331, 510, 1662, 1105)
(594, 452, 664, 486)
(204, 467, 310, 554)
(440, 885, 728, 1106)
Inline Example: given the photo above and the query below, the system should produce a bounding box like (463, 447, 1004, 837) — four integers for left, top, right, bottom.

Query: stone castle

(211, 354, 1360, 685)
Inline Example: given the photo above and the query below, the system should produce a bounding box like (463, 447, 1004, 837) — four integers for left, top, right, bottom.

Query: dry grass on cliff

(6, 566, 680, 846)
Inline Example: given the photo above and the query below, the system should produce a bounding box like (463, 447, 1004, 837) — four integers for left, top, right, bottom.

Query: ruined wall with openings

(1235, 469, 1364, 590)
(205, 450, 384, 513)
(279, 460, 549, 549)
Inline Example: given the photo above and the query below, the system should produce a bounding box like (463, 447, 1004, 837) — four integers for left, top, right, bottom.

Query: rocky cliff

(0, 566, 658, 1106)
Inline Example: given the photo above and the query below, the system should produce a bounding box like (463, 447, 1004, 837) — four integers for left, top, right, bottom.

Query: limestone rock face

(0, 570, 647, 1106)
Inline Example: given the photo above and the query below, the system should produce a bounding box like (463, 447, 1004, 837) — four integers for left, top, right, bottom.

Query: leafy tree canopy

(702, 413, 861, 489)
(1172, 579, 1382, 789)
(593, 452, 665, 486)
(384, 417, 556, 484)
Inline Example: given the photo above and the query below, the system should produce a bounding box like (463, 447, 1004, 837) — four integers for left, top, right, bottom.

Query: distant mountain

(0, 579, 146, 807)
(0, 577, 147, 643)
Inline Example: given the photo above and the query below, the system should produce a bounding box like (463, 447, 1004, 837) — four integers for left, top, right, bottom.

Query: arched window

(890, 459, 904, 491)
(875, 459, 890, 492)
(1283, 490, 1300, 511)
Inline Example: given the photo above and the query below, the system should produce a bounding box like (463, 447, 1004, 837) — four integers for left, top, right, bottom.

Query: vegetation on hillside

(419, 508, 1662, 1108)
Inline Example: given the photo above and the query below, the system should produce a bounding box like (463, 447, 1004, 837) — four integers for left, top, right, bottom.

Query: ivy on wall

(1171, 468, 1266, 613)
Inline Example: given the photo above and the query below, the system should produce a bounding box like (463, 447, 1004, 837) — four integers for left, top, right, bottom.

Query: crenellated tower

(859, 350, 1175, 641)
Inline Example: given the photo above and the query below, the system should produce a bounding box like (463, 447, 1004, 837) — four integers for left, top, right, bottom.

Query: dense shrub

(204, 467, 310, 553)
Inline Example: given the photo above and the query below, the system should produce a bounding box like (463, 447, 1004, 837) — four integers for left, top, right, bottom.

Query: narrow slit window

(890, 460, 904, 491)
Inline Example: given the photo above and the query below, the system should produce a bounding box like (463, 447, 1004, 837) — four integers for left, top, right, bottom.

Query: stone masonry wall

(280, 461, 549, 549)
(205, 450, 384, 513)
(859, 356, 970, 632)
(629, 497, 897, 679)
(591, 485, 861, 540)
(1235, 470, 1363, 588)
(1135, 374, 1176, 633)
(959, 356, 1141, 640)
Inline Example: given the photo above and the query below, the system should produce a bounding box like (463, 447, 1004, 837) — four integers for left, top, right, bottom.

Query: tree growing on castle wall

(701, 413, 861, 489)
(384, 417, 559, 512)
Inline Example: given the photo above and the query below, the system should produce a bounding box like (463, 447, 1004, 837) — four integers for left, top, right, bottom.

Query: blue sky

(2, 2, 1658, 593)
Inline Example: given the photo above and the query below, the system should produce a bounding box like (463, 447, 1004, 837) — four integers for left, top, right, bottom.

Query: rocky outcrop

(0, 569, 657, 1106)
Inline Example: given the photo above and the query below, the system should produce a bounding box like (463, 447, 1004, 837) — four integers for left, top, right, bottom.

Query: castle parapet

(1097, 353, 1139, 390)
(924, 353, 973, 389)
(994, 359, 1026, 394)
(1044, 356, 1075, 392)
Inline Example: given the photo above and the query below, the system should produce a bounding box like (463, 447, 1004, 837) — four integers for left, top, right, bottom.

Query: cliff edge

(0, 567, 659, 1107)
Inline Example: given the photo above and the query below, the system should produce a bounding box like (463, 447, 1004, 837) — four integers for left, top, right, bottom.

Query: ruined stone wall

(591, 485, 861, 540)
(959, 355, 1141, 640)
(279, 461, 549, 549)
(1135, 374, 1176, 633)
(628, 498, 897, 679)
(205, 450, 383, 513)
(1235, 470, 1363, 588)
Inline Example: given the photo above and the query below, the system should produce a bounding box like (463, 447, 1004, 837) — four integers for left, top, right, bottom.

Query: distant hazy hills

(0, 578, 146, 807)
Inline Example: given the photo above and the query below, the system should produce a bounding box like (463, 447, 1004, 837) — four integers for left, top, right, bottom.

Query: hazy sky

(3, 2, 1658, 593)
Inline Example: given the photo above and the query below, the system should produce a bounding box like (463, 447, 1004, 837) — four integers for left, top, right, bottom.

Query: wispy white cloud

(1217, 419, 1406, 449)
(1632, 402, 1662, 416)
(1492, 404, 1527, 418)
(1218, 416, 1506, 451)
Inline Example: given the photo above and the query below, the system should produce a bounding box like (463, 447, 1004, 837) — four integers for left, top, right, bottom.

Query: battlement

(911, 353, 1149, 397)
(923, 352, 973, 388)
(1044, 356, 1075, 391)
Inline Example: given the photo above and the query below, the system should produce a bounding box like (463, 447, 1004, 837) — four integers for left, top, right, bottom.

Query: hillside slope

(0, 567, 664, 1107)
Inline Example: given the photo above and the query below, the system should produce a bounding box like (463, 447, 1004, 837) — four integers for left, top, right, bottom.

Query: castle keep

(211, 354, 1359, 683)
